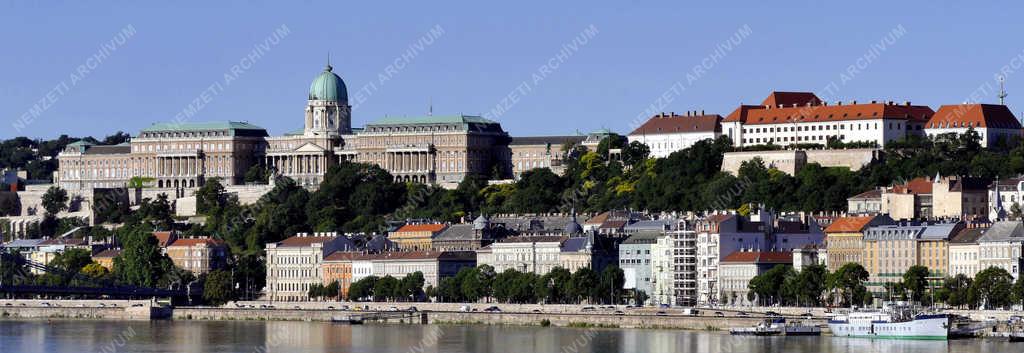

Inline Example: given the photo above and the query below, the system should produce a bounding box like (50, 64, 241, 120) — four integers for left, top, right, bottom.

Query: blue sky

(1, 1, 1023, 139)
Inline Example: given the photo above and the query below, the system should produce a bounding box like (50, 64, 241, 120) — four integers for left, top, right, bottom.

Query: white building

(948, 227, 984, 278)
(649, 233, 675, 307)
(977, 221, 1024, 280)
(721, 92, 932, 148)
(627, 112, 722, 158)
(619, 232, 659, 305)
(695, 211, 824, 305)
(475, 234, 596, 275)
(264, 232, 354, 301)
(925, 104, 1021, 148)
(990, 177, 1024, 221)
(718, 251, 793, 306)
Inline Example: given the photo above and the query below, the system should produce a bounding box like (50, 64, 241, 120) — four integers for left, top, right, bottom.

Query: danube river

(0, 320, 1020, 353)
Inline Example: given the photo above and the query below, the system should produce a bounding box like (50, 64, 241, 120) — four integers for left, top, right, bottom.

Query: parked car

(531, 309, 542, 313)
(484, 306, 501, 312)
(131, 304, 144, 308)
(407, 306, 418, 312)
(766, 311, 780, 317)
(581, 306, 597, 312)
(714, 311, 725, 317)
(327, 306, 335, 310)
(388, 306, 399, 312)
(460, 305, 471, 312)
(658, 303, 670, 309)
(655, 311, 668, 316)
(613, 310, 625, 316)
(737, 311, 749, 317)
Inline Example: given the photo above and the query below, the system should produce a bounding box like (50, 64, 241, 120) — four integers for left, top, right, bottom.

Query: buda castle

(55, 63, 540, 193)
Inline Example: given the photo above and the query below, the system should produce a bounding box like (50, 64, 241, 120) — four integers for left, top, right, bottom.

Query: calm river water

(0, 320, 1021, 353)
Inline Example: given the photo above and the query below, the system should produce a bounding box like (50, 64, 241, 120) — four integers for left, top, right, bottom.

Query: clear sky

(2, 1, 1023, 139)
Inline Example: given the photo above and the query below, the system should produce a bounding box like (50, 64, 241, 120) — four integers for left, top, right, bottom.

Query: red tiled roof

(761, 91, 823, 107)
(628, 114, 722, 136)
(724, 92, 934, 125)
(395, 224, 448, 233)
(344, 250, 476, 261)
(825, 216, 876, 233)
(927, 104, 1022, 129)
(276, 236, 339, 247)
(167, 238, 225, 247)
(721, 251, 793, 264)
(323, 252, 361, 262)
(706, 214, 735, 224)
(848, 189, 882, 200)
(153, 231, 175, 247)
(891, 177, 933, 195)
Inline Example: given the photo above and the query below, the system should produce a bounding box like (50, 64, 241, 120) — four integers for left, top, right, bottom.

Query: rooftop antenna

(999, 76, 1008, 105)
(326, 52, 332, 71)
(428, 97, 433, 116)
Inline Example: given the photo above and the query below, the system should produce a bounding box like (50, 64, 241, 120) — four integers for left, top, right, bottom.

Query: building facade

(627, 112, 722, 158)
(264, 232, 355, 301)
(56, 64, 513, 194)
(720, 92, 933, 148)
(925, 104, 1021, 148)
(619, 232, 658, 304)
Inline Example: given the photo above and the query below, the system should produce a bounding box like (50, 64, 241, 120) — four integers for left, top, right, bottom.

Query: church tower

(305, 60, 351, 136)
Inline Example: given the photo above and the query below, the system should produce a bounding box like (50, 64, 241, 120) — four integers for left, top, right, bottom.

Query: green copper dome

(308, 64, 348, 102)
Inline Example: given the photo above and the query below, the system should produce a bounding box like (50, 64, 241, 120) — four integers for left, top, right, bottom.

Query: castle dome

(308, 64, 348, 102)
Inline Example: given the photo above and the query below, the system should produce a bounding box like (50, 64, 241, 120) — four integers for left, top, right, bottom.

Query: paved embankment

(0, 299, 163, 320)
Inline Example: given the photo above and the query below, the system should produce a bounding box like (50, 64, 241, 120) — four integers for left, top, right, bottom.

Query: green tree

(599, 265, 626, 304)
(902, 265, 930, 303)
(112, 224, 173, 287)
(374, 275, 400, 302)
(569, 267, 599, 303)
(1013, 275, 1024, 308)
(830, 263, 870, 307)
(399, 272, 426, 301)
(972, 266, 1015, 309)
(80, 262, 110, 279)
(195, 178, 227, 215)
(48, 248, 92, 275)
(41, 186, 68, 215)
(203, 270, 236, 305)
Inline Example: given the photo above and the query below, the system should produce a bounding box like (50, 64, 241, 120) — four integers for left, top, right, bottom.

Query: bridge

(0, 253, 194, 302)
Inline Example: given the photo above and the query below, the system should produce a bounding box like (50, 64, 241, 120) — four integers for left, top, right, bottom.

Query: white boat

(730, 318, 785, 336)
(783, 320, 821, 336)
(828, 305, 949, 340)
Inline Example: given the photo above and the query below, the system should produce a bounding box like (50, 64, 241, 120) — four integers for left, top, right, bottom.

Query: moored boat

(828, 304, 948, 340)
(730, 318, 785, 336)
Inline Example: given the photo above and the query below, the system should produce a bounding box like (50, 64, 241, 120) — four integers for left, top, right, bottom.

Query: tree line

(745, 262, 1024, 309)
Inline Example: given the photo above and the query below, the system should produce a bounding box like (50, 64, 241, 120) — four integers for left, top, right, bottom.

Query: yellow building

(388, 224, 448, 251)
(824, 215, 893, 272)
(862, 222, 963, 295)
(92, 249, 121, 270)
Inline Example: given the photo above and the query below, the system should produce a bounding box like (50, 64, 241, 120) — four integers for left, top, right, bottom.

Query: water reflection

(0, 320, 1017, 353)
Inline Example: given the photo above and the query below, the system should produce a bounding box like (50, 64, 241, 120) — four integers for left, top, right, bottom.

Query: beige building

(977, 221, 1024, 280)
(508, 136, 585, 177)
(862, 222, 963, 295)
(948, 227, 985, 278)
(163, 237, 228, 275)
(264, 232, 355, 301)
(388, 223, 448, 251)
(824, 215, 894, 272)
(717, 251, 792, 306)
(56, 63, 514, 195)
(476, 234, 597, 275)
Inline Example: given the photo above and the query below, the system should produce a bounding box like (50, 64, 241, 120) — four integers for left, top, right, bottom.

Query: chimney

(701, 110, 705, 115)
(905, 101, 911, 106)
(852, 100, 857, 105)
(836, 101, 843, 106)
